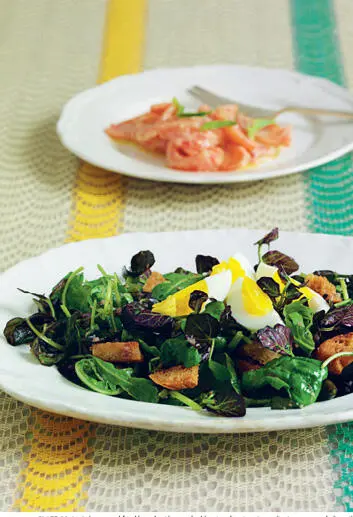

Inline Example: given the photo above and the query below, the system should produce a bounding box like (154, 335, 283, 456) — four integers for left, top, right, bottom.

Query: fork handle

(277, 106, 353, 118)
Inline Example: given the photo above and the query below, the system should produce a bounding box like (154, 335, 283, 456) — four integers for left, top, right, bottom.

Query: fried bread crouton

(306, 273, 341, 304)
(91, 341, 143, 363)
(149, 365, 199, 390)
(143, 272, 166, 293)
(315, 332, 353, 375)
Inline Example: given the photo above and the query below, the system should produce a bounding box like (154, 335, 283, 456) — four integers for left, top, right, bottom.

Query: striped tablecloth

(0, 0, 353, 511)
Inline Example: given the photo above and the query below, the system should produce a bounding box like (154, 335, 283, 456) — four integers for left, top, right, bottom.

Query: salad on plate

(4, 228, 353, 418)
(105, 98, 291, 172)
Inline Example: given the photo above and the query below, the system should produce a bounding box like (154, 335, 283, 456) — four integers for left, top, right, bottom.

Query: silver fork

(188, 85, 353, 119)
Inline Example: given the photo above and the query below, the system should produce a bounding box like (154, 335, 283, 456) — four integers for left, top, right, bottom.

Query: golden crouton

(91, 341, 143, 363)
(315, 332, 353, 375)
(143, 272, 166, 293)
(149, 365, 199, 390)
(236, 341, 280, 373)
(306, 274, 341, 304)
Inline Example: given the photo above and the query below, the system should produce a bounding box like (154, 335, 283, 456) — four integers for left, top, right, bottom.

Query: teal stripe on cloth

(291, 0, 353, 511)
(291, 0, 353, 236)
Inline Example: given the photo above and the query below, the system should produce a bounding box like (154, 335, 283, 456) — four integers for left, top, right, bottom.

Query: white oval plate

(1, 228, 353, 433)
(57, 64, 353, 185)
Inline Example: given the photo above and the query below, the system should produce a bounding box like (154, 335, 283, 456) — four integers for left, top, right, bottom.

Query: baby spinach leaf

(203, 301, 225, 321)
(208, 359, 230, 381)
(241, 356, 327, 407)
(257, 324, 293, 356)
(254, 227, 279, 247)
(262, 250, 299, 275)
(151, 272, 203, 301)
(195, 254, 219, 274)
(284, 301, 315, 354)
(185, 313, 220, 342)
(160, 335, 201, 368)
(138, 339, 160, 358)
(189, 290, 208, 313)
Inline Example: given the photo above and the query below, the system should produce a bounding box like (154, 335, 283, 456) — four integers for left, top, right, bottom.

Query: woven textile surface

(0, 0, 352, 511)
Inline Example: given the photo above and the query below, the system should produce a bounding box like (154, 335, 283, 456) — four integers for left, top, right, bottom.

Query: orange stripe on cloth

(14, 0, 146, 511)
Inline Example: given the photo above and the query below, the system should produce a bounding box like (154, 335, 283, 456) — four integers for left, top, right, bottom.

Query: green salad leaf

(284, 301, 315, 354)
(160, 335, 201, 368)
(151, 272, 203, 301)
(242, 356, 327, 407)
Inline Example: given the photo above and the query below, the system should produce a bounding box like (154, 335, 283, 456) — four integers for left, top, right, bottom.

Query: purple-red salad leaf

(262, 250, 299, 275)
(257, 324, 293, 356)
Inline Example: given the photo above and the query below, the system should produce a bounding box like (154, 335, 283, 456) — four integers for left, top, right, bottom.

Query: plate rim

(2, 228, 353, 433)
(56, 63, 353, 185)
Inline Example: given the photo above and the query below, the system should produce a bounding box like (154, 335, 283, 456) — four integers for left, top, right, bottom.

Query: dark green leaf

(64, 273, 91, 313)
(189, 290, 208, 313)
(203, 301, 225, 321)
(257, 277, 280, 298)
(195, 254, 219, 274)
(160, 336, 201, 368)
(208, 359, 230, 381)
(199, 391, 246, 417)
(283, 301, 315, 355)
(151, 272, 203, 301)
(130, 250, 155, 276)
(76, 357, 159, 402)
(225, 353, 241, 394)
(185, 313, 220, 342)
(242, 356, 327, 407)
(262, 250, 299, 275)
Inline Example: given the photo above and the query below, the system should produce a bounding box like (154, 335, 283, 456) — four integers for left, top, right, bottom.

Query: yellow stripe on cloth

(67, 0, 146, 241)
(14, 0, 146, 511)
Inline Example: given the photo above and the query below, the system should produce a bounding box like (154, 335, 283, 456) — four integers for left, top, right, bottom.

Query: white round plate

(57, 64, 353, 184)
(1, 228, 353, 433)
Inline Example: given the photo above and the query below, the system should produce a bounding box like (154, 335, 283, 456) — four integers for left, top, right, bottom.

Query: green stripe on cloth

(291, 0, 353, 236)
(291, 0, 353, 511)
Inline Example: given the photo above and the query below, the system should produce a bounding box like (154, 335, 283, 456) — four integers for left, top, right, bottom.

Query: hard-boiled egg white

(226, 276, 283, 331)
(255, 261, 330, 313)
(211, 252, 255, 282)
(152, 269, 232, 317)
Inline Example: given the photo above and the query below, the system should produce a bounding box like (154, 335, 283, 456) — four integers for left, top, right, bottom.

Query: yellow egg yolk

(211, 258, 246, 283)
(271, 271, 314, 301)
(242, 277, 273, 316)
(152, 278, 208, 317)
